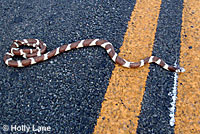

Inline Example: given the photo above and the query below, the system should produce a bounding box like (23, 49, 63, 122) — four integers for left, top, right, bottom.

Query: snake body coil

(3, 39, 185, 73)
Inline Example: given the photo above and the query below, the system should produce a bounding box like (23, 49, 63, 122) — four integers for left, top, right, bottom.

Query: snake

(3, 39, 185, 73)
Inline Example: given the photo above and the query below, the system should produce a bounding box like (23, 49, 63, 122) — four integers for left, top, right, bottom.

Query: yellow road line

(175, 0, 200, 133)
(93, 0, 161, 133)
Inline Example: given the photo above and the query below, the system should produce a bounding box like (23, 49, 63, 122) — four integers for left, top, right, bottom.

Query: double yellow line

(94, 0, 200, 133)
(94, 0, 162, 133)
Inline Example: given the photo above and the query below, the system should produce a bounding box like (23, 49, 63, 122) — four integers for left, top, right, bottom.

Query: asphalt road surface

(0, 0, 199, 134)
(0, 1, 134, 134)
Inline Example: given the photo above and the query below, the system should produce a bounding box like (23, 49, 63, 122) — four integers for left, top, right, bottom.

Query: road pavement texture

(137, 0, 183, 133)
(0, 1, 134, 134)
(0, 0, 199, 134)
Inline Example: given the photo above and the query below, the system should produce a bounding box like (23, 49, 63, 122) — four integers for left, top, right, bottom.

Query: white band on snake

(4, 39, 185, 73)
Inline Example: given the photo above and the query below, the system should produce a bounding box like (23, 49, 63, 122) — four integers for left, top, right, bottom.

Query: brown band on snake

(21, 59, 31, 66)
(130, 62, 141, 68)
(47, 49, 57, 58)
(70, 41, 79, 49)
(168, 66, 177, 72)
(115, 56, 126, 65)
(59, 45, 68, 53)
(159, 59, 166, 68)
(3, 39, 185, 73)
(34, 55, 44, 63)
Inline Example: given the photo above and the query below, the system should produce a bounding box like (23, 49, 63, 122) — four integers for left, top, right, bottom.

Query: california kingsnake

(3, 39, 185, 72)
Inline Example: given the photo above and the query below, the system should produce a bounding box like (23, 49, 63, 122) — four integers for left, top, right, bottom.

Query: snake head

(175, 67, 185, 73)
